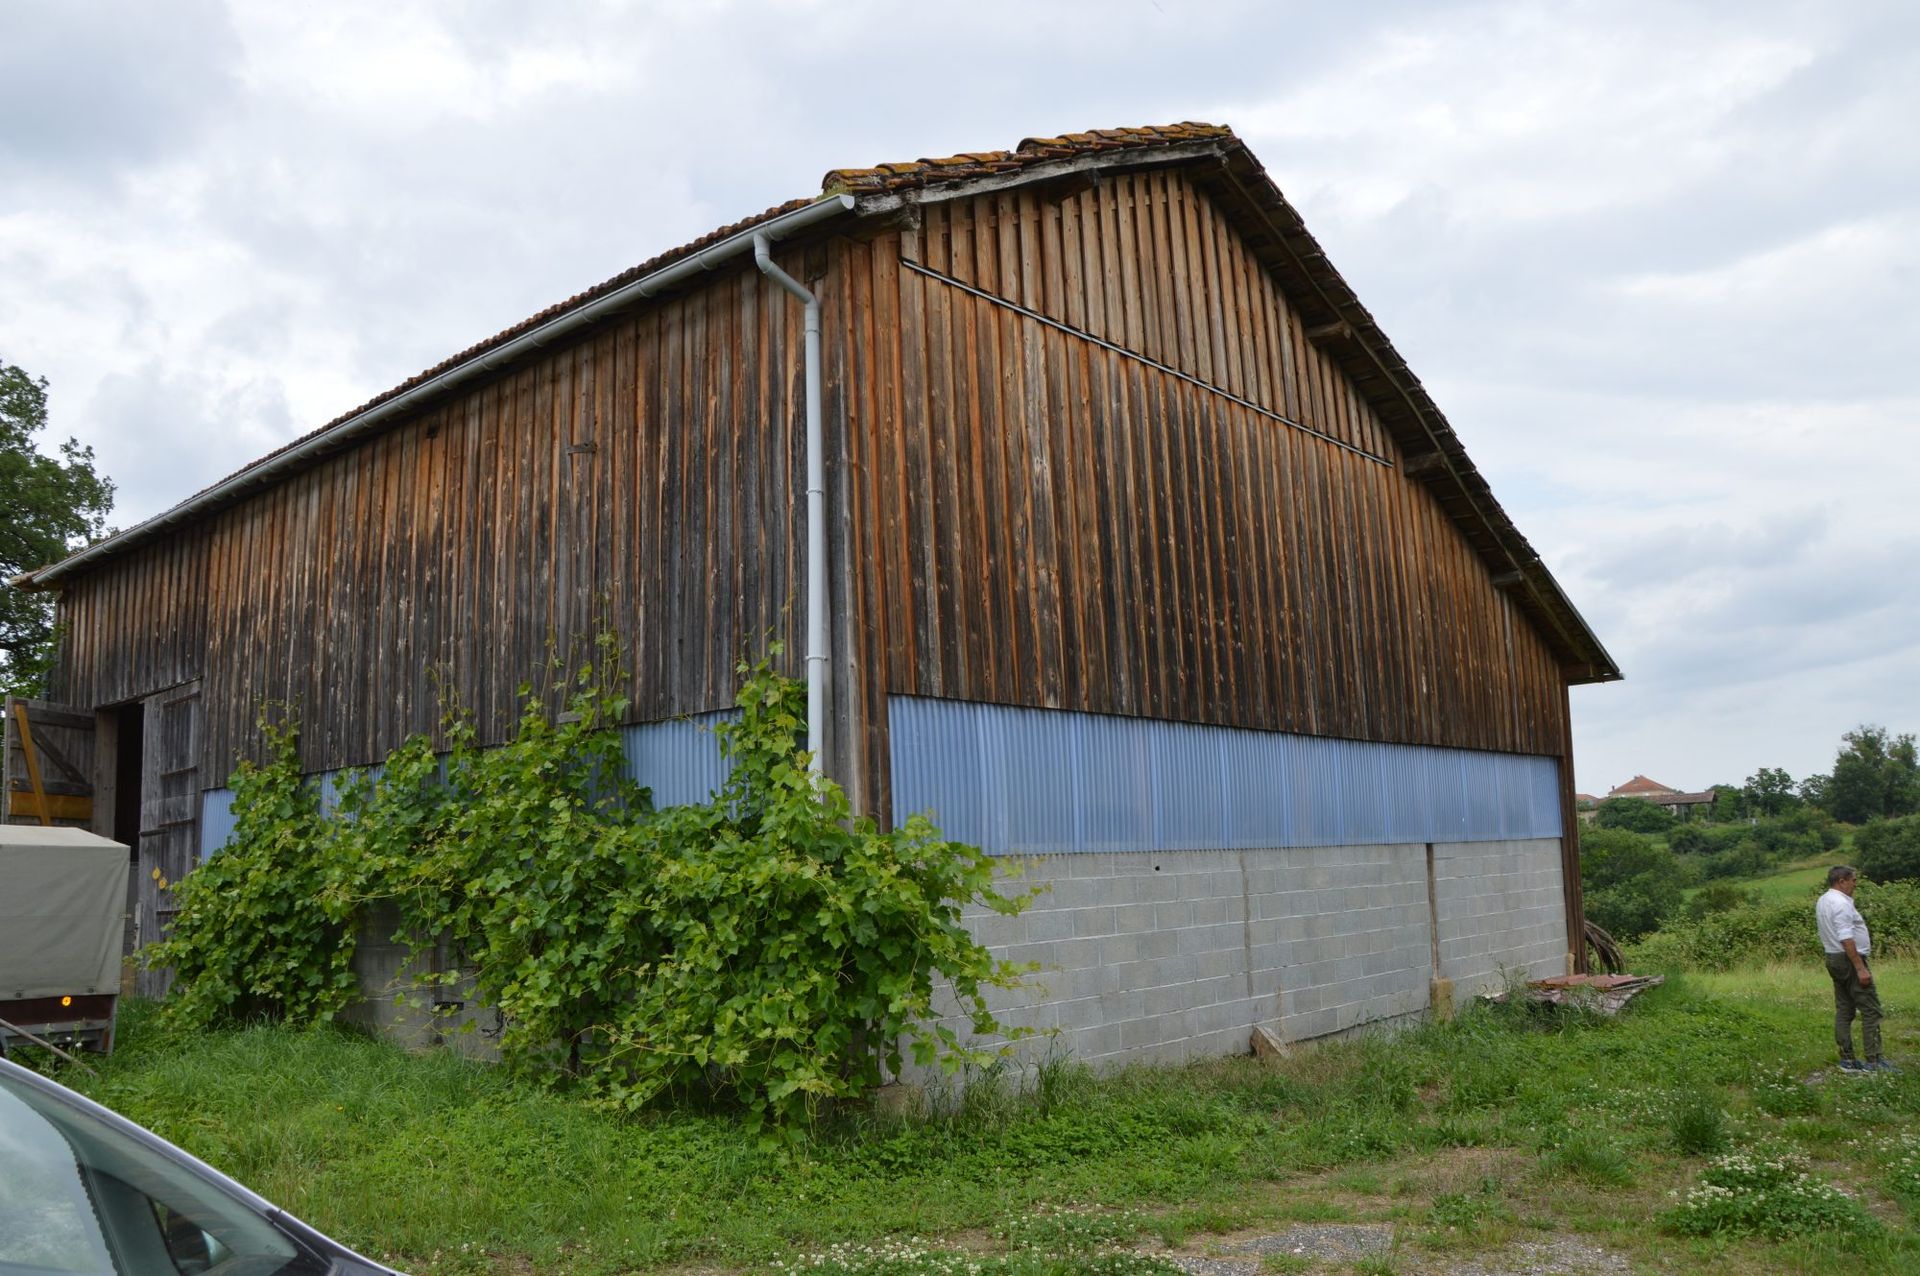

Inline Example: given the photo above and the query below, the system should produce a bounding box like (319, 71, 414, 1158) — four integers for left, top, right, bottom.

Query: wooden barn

(9, 123, 1617, 1058)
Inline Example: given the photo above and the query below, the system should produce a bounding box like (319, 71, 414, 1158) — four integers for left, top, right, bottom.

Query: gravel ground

(1231, 1223, 1395, 1261)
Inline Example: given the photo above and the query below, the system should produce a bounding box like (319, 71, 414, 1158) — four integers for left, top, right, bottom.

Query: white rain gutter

(751, 233, 828, 780)
(18, 193, 858, 594)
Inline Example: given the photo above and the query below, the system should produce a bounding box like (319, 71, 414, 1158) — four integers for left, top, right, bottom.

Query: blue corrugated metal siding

(620, 711, 733, 809)
(199, 713, 736, 858)
(889, 696, 1562, 854)
(199, 789, 239, 858)
(198, 764, 385, 859)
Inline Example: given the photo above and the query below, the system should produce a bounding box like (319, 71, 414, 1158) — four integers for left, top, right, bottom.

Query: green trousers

(1826, 951, 1883, 1062)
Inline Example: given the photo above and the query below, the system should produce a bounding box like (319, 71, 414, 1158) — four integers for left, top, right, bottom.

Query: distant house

(11, 122, 1618, 1062)
(1603, 775, 1717, 820)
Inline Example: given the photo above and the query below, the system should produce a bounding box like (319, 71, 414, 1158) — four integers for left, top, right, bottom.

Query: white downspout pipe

(751, 232, 829, 781)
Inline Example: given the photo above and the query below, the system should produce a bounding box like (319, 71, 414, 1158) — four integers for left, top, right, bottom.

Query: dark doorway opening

(111, 701, 144, 848)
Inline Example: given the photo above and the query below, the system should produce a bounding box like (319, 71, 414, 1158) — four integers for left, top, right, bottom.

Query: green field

(1684, 854, 1834, 906)
(21, 970, 1920, 1276)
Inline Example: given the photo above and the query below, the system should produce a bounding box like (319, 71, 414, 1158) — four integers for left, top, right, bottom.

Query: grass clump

(1538, 1131, 1633, 1186)
(1669, 1090, 1729, 1155)
(1427, 1179, 1509, 1232)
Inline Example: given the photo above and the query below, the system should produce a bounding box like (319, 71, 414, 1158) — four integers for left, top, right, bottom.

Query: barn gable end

(15, 124, 1615, 1049)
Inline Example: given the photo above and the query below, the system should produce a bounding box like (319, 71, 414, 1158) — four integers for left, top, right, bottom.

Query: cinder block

(1072, 907, 1118, 939)
(1119, 1015, 1166, 1051)
(1287, 1006, 1338, 1041)
(1152, 899, 1195, 931)
(1192, 895, 1233, 927)
(1140, 927, 1180, 960)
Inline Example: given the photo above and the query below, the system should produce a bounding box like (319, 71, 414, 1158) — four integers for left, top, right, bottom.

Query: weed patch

(992, 1205, 1150, 1253)
(1538, 1131, 1634, 1187)
(1664, 1149, 1874, 1240)
(1669, 1090, 1730, 1155)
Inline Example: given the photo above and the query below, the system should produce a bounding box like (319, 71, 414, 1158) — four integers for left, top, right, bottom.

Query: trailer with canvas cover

(0, 824, 130, 1056)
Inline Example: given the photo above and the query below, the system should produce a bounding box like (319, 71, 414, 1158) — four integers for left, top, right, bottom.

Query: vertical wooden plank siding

(847, 173, 1572, 819)
(48, 266, 814, 783)
(45, 172, 1577, 840)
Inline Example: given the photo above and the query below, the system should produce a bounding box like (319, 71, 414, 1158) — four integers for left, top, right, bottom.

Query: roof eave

(17, 193, 859, 590)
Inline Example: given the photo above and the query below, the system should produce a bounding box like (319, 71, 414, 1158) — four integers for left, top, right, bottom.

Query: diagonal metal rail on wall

(900, 257, 1395, 469)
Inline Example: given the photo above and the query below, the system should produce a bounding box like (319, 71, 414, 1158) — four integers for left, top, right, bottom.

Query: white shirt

(1817, 887, 1870, 955)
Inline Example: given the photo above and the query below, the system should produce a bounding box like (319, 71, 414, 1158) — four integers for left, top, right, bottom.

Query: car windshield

(0, 1069, 324, 1276)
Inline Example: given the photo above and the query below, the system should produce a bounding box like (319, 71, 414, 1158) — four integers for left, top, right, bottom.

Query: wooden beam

(93, 709, 118, 838)
(5, 790, 92, 822)
(1490, 568, 1526, 590)
(11, 699, 52, 828)
(1304, 319, 1354, 344)
(14, 704, 93, 731)
(1402, 451, 1448, 477)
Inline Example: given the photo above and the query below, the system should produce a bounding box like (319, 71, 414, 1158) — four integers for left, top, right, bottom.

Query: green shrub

(1632, 879, 1920, 971)
(1684, 815, 1834, 881)
(1595, 797, 1677, 834)
(1580, 828, 1692, 940)
(1778, 805, 1844, 851)
(1683, 882, 1753, 921)
(150, 717, 360, 1027)
(151, 646, 1033, 1133)
(1669, 824, 1712, 855)
(1857, 815, 1920, 884)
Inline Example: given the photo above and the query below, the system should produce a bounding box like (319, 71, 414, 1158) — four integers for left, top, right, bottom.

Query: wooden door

(135, 681, 201, 998)
(3, 697, 95, 827)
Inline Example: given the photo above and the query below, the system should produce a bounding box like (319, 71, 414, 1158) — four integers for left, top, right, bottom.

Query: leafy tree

(1705, 783, 1746, 823)
(1581, 827, 1692, 940)
(1799, 772, 1832, 810)
(1743, 766, 1799, 817)
(1668, 823, 1713, 855)
(1828, 725, 1920, 825)
(1595, 796, 1677, 834)
(1, 360, 115, 696)
(1856, 816, 1920, 885)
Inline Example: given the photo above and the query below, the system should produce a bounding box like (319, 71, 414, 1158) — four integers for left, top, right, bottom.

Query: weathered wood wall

(48, 167, 1572, 836)
(50, 261, 825, 784)
(830, 170, 1569, 821)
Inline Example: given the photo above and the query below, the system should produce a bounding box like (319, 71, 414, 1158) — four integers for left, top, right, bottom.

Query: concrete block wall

(921, 842, 1437, 1071)
(1431, 838, 1569, 996)
(344, 903, 497, 1060)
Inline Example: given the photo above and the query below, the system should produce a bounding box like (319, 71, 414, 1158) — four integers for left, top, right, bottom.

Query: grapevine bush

(150, 645, 1034, 1131)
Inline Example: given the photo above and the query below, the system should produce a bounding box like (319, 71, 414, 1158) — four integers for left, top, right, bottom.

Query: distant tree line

(1593, 723, 1920, 830)
(1582, 723, 1920, 946)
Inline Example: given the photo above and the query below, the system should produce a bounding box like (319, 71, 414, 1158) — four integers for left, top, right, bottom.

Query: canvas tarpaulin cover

(0, 825, 128, 999)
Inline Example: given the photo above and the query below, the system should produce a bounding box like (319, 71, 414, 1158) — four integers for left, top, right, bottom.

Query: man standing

(1817, 865, 1890, 1073)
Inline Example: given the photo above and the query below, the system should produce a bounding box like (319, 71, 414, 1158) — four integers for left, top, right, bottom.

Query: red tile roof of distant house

(1607, 775, 1679, 799)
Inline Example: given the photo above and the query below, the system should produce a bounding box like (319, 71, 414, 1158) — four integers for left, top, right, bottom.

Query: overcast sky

(3, 0, 1914, 794)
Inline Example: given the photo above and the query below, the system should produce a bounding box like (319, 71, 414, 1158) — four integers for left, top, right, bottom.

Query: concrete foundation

(341, 839, 1569, 1074)
(921, 838, 1568, 1070)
